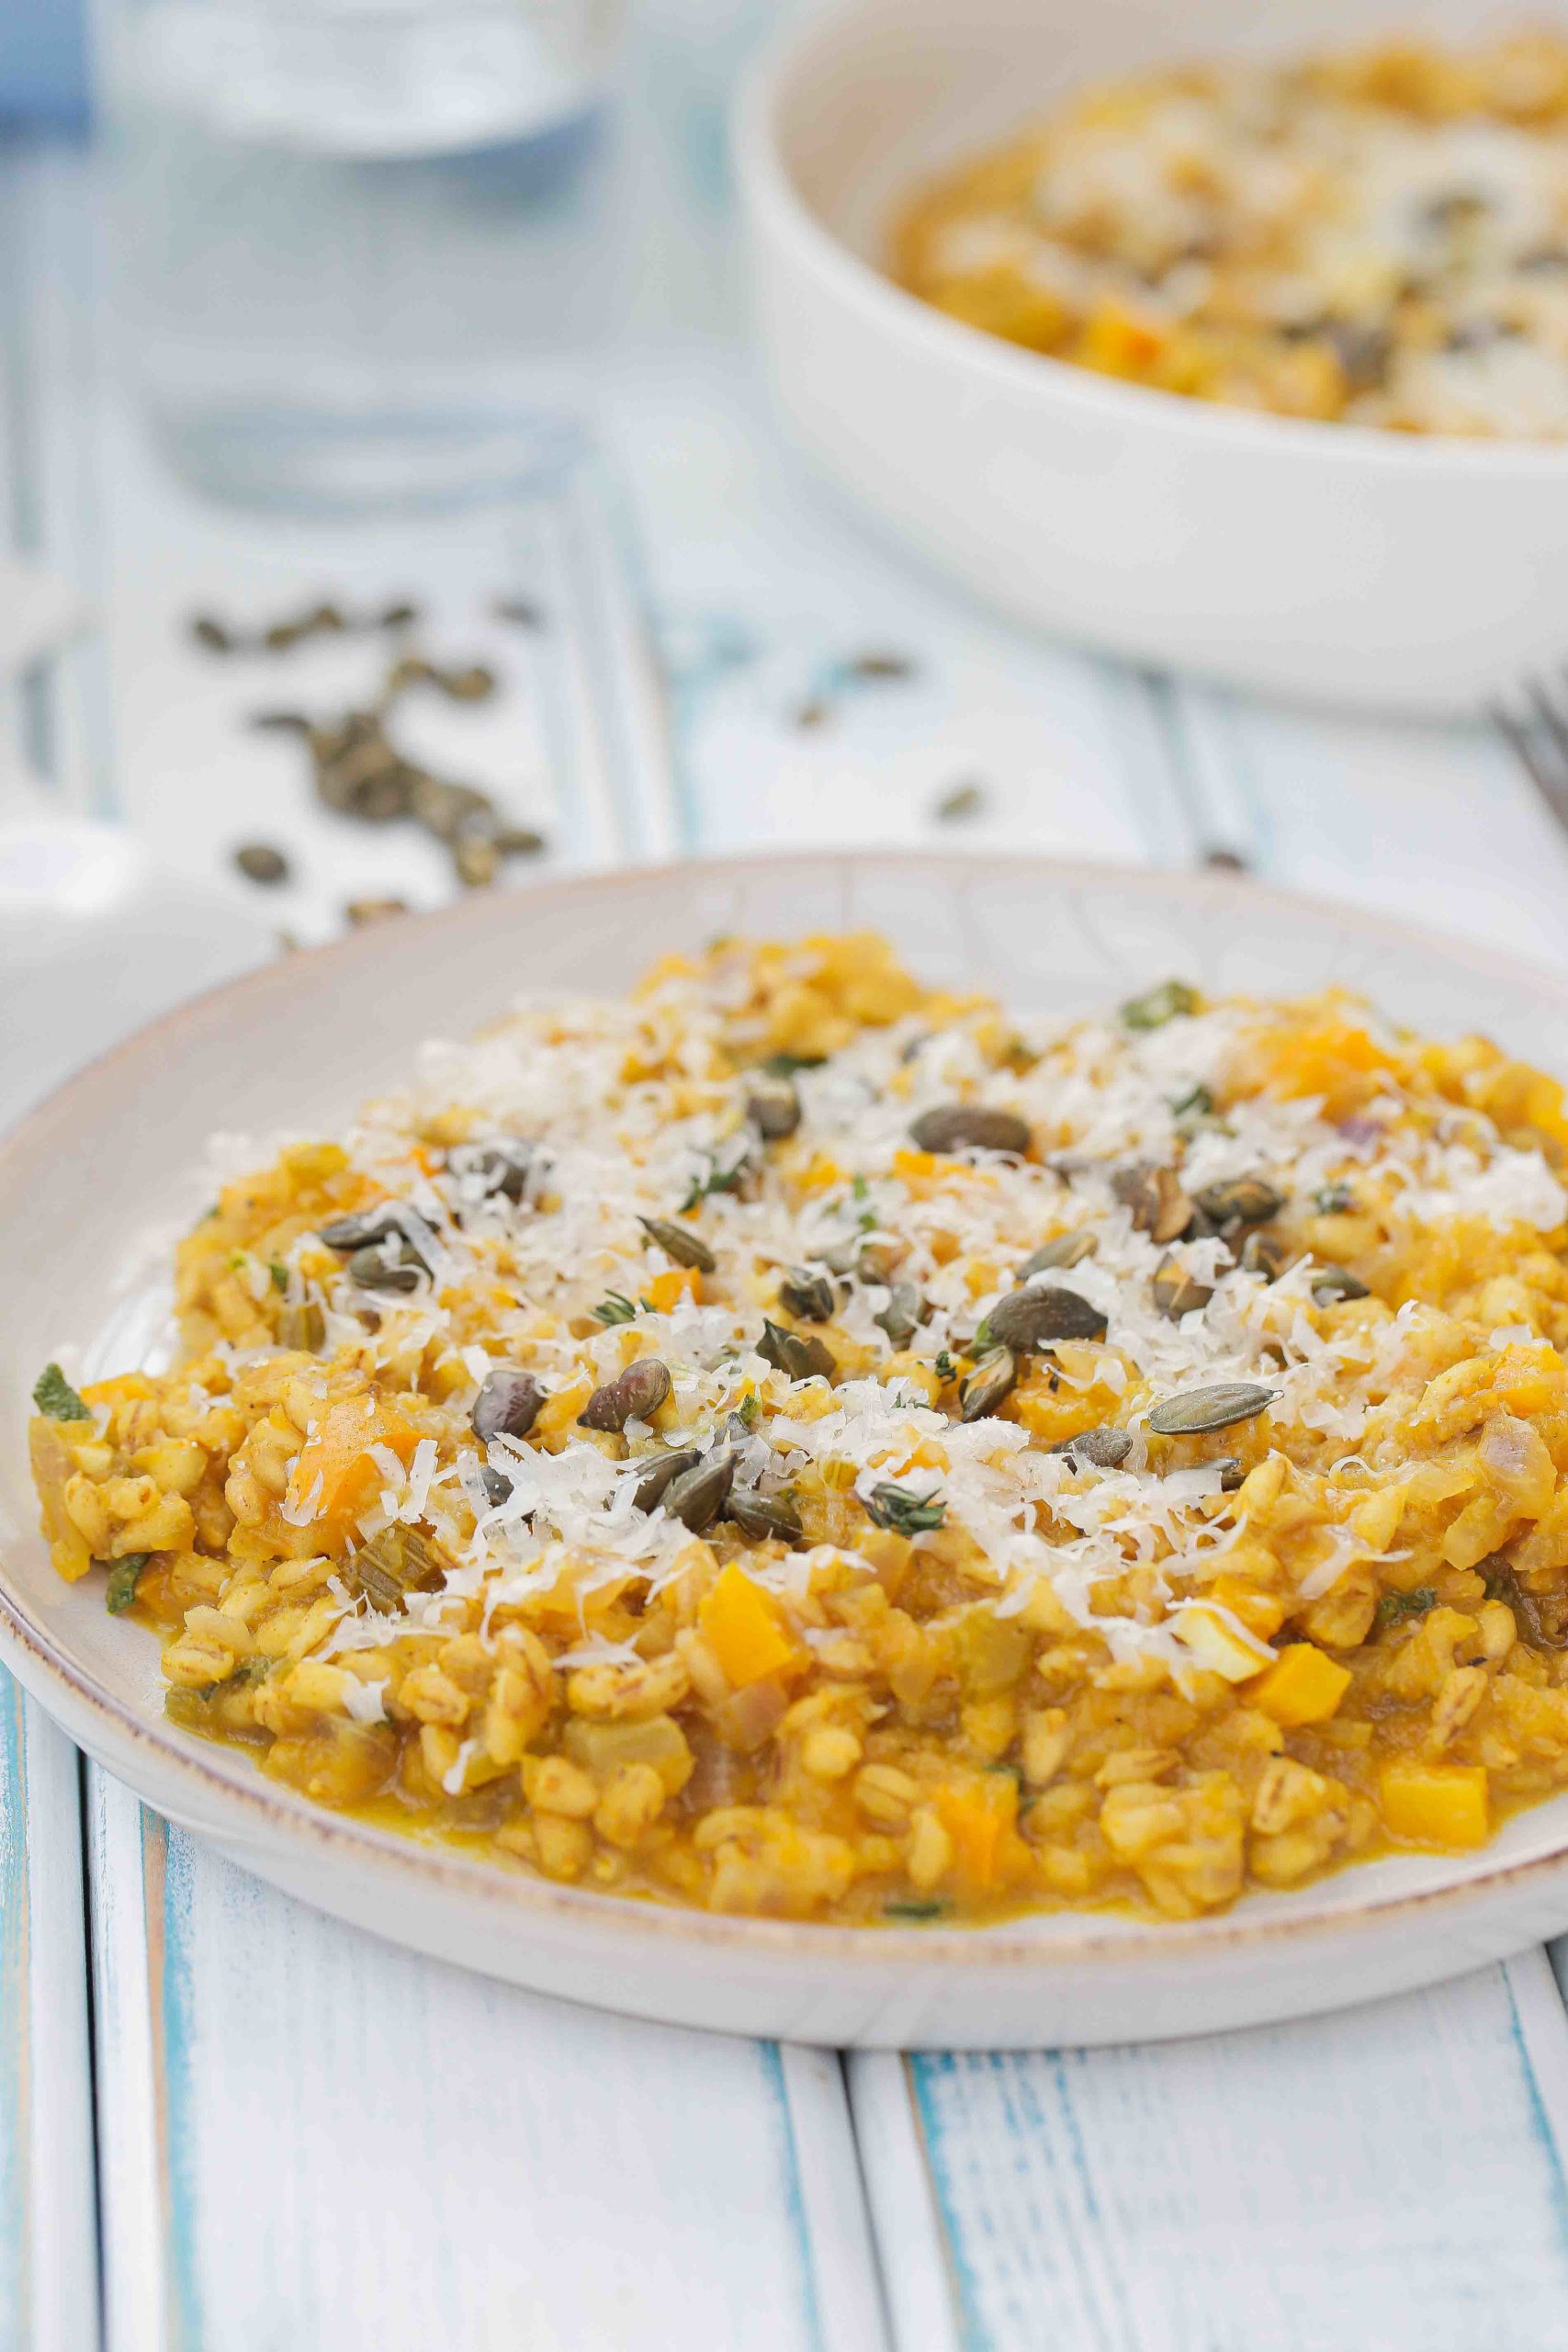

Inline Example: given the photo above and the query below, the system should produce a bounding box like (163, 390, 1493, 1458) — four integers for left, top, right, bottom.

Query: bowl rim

(733, 0, 1568, 481)
(9, 843, 1568, 1975)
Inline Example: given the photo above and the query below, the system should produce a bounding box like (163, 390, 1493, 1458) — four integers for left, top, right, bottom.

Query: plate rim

(8, 842, 1568, 1976)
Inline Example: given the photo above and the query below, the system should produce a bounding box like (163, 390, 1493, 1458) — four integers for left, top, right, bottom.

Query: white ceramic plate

(736, 0, 1568, 715)
(8, 851, 1568, 2049)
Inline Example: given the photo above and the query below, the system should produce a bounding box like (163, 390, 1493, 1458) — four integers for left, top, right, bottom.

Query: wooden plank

(86, 1782, 876, 2352)
(0, 1676, 99, 2352)
(854, 1962, 1568, 2352)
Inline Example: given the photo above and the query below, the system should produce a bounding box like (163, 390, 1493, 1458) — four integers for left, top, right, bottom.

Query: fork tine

(1494, 688, 1568, 842)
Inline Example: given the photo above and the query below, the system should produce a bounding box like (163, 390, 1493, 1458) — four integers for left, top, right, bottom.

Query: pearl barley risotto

(894, 34, 1568, 436)
(29, 934, 1568, 1925)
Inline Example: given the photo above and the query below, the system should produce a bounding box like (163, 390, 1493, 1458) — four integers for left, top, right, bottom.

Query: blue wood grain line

(0, 1670, 31, 2352)
(761, 2041, 829, 2352)
(141, 1811, 204, 2352)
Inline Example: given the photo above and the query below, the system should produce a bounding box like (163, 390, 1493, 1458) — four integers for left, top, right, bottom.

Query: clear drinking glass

(96, 0, 626, 508)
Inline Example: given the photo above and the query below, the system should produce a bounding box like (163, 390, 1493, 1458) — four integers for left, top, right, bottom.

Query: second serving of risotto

(895, 33, 1568, 437)
(28, 933, 1568, 1924)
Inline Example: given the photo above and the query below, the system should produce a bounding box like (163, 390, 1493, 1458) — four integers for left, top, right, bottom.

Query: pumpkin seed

(1021, 1232, 1097, 1277)
(1147, 1384, 1277, 1436)
(454, 830, 501, 890)
(190, 614, 234, 653)
(875, 1282, 926, 1349)
(779, 1268, 835, 1322)
(1048, 1426, 1134, 1469)
(632, 1447, 702, 1512)
(1121, 979, 1198, 1030)
(1213, 1458, 1246, 1491)
(378, 600, 420, 629)
(850, 650, 916, 680)
(639, 1216, 716, 1274)
(347, 1525, 449, 1612)
(1112, 1163, 1194, 1245)
(856, 1239, 900, 1284)
(987, 1285, 1108, 1351)
(960, 1347, 1017, 1421)
(479, 1465, 513, 1510)
(863, 1482, 945, 1535)
(1313, 1265, 1371, 1306)
(1193, 1175, 1285, 1227)
(277, 1300, 326, 1351)
(933, 778, 985, 823)
(472, 1369, 542, 1444)
(727, 1488, 803, 1544)
(449, 1138, 534, 1204)
(908, 1103, 1032, 1156)
(1241, 1233, 1292, 1281)
(664, 1453, 736, 1532)
(580, 1358, 671, 1431)
(346, 1240, 423, 1292)
(495, 823, 547, 859)
(757, 1319, 836, 1383)
(1151, 1254, 1213, 1318)
(319, 1208, 403, 1254)
(746, 1074, 801, 1139)
(1313, 1182, 1355, 1216)
(233, 841, 290, 886)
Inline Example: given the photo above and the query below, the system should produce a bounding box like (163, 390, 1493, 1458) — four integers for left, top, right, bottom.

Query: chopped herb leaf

(1169, 1082, 1213, 1119)
(886, 1898, 948, 1921)
(733, 1394, 761, 1429)
(593, 1293, 639, 1327)
(863, 1481, 947, 1536)
(1121, 979, 1199, 1031)
(1375, 1586, 1437, 1629)
(104, 1555, 150, 1614)
(852, 1174, 870, 1201)
(268, 1259, 289, 1293)
(971, 1318, 993, 1353)
(681, 1158, 748, 1211)
(32, 1363, 91, 1421)
(761, 1052, 826, 1077)
(933, 1351, 957, 1385)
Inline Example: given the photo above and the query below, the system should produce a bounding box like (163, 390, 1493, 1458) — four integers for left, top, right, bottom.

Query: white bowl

(736, 0, 1568, 715)
(12, 852, 1568, 2046)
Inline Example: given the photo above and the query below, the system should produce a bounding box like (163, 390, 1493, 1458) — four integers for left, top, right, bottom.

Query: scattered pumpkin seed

(494, 823, 547, 858)
(1112, 1164, 1194, 1245)
(664, 1453, 736, 1532)
(875, 1282, 926, 1349)
(581, 1359, 671, 1431)
(233, 841, 290, 887)
(450, 1138, 535, 1205)
(960, 1347, 1017, 1420)
(757, 1319, 836, 1382)
(344, 898, 410, 927)
(319, 1207, 403, 1254)
(347, 1525, 449, 1612)
(454, 830, 502, 890)
(1193, 1175, 1285, 1227)
(479, 1465, 513, 1510)
(727, 1488, 803, 1544)
(761, 1052, 826, 1077)
(908, 1104, 1032, 1156)
(850, 650, 916, 680)
(632, 1447, 702, 1512)
(32, 1363, 91, 1421)
(885, 1898, 948, 1920)
(779, 1268, 835, 1322)
(746, 1073, 801, 1139)
(472, 1369, 542, 1444)
(1241, 1233, 1292, 1281)
(104, 1554, 150, 1614)
(190, 614, 234, 653)
(1021, 1232, 1098, 1276)
(639, 1216, 716, 1273)
(987, 1285, 1108, 1351)
(1121, 979, 1199, 1030)
(1313, 1182, 1356, 1216)
(1152, 1254, 1213, 1318)
(933, 778, 985, 823)
(345, 1240, 424, 1292)
(863, 1482, 946, 1535)
(1048, 1426, 1134, 1469)
(1147, 1384, 1277, 1436)
(1313, 1265, 1371, 1306)
(1203, 848, 1249, 874)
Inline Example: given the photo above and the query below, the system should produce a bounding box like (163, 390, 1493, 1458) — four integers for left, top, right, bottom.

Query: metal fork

(1492, 673, 1568, 838)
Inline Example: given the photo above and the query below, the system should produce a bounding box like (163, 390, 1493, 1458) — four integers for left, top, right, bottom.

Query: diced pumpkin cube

(1379, 1760, 1489, 1850)
(647, 1266, 701, 1312)
(698, 1563, 807, 1688)
(286, 1394, 416, 1539)
(935, 1774, 1024, 1898)
(1209, 1575, 1286, 1640)
(1254, 1644, 1353, 1725)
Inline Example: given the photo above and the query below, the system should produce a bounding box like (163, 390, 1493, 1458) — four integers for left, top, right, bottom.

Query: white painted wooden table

(10, 17, 1568, 2346)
